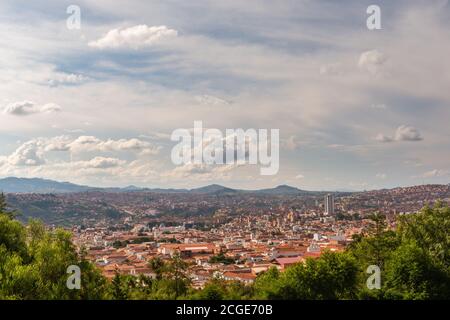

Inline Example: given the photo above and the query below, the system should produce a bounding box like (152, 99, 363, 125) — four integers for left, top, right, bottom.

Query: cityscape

(66, 183, 450, 288)
(0, 0, 449, 308)
(3, 178, 449, 290)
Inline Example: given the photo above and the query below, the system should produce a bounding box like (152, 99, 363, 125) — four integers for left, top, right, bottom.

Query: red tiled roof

(275, 256, 303, 266)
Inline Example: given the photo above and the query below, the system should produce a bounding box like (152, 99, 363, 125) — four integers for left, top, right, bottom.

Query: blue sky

(0, 0, 449, 190)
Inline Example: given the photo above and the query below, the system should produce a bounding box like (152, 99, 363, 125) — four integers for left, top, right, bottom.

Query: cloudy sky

(0, 0, 449, 190)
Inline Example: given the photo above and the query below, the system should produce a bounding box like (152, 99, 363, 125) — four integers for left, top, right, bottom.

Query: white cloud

(376, 126, 423, 143)
(40, 103, 62, 113)
(358, 50, 387, 75)
(67, 136, 160, 154)
(394, 125, 423, 141)
(3, 101, 61, 116)
(83, 156, 125, 169)
(47, 73, 88, 87)
(44, 136, 72, 152)
(7, 140, 45, 166)
(295, 174, 305, 179)
(1, 135, 159, 169)
(0, 1, 449, 189)
(375, 133, 393, 143)
(0, 135, 163, 186)
(3, 101, 36, 115)
(89, 25, 178, 49)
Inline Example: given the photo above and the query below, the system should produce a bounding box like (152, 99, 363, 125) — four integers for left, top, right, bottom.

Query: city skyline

(1, 0, 450, 190)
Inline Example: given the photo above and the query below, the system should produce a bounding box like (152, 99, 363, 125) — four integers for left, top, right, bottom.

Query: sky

(0, 0, 449, 190)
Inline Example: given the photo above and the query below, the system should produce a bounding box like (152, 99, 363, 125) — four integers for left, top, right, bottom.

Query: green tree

(0, 193, 18, 219)
(383, 240, 450, 299)
(164, 253, 190, 299)
(253, 267, 281, 299)
(0, 206, 108, 299)
(195, 279, 226, 300)
(209, 252, 235, 265)
(0, 214, 28, 259)
(277, 251, 358, 299)
(380, 203, 450, 299)
(397, 202, 450, 269)
(148, 256, 166, 280)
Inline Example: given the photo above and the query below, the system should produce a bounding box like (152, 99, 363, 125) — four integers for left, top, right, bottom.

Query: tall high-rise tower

(324, 194, 334, 216)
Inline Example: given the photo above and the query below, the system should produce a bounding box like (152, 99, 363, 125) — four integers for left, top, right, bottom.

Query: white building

(324, 194, 335, 216)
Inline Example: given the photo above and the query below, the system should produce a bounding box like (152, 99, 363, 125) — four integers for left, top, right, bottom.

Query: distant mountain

(121, 185, 141, 191)
(189, 184, 327, 196)
(0, 177, 93, 193)
(0, 177, 345, 196)
(190, 184, 237, 194)
(144, 187, 189, 193)
(255, 184, 305, 195)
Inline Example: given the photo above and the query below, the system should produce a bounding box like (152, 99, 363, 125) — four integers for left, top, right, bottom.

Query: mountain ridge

(2, 177, 447, 195)
(0, 177, 325, 195)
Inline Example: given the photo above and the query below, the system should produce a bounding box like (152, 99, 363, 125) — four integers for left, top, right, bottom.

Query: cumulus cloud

(83, 156, 125, 169)
(376, 126, 423, 143)
(3, 101, 61, 116)
(394, 125, 423, 141)
(376, 173, 387, 179)
(3, 101, 36, 115)
(68, 136, 161, 154)
(89, 25, 178, 49)
(295, 174, 305, 179)
(0, 135, 164, 184)
(1, 1, 448, 188)
(40, 103, 62, 113)
(7, 140, 45, 166)
(1, 135, 159, 169)
(358, 50, 387, 75)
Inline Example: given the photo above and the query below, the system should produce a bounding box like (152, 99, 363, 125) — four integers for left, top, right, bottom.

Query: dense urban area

(4, 182, 449, 292)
